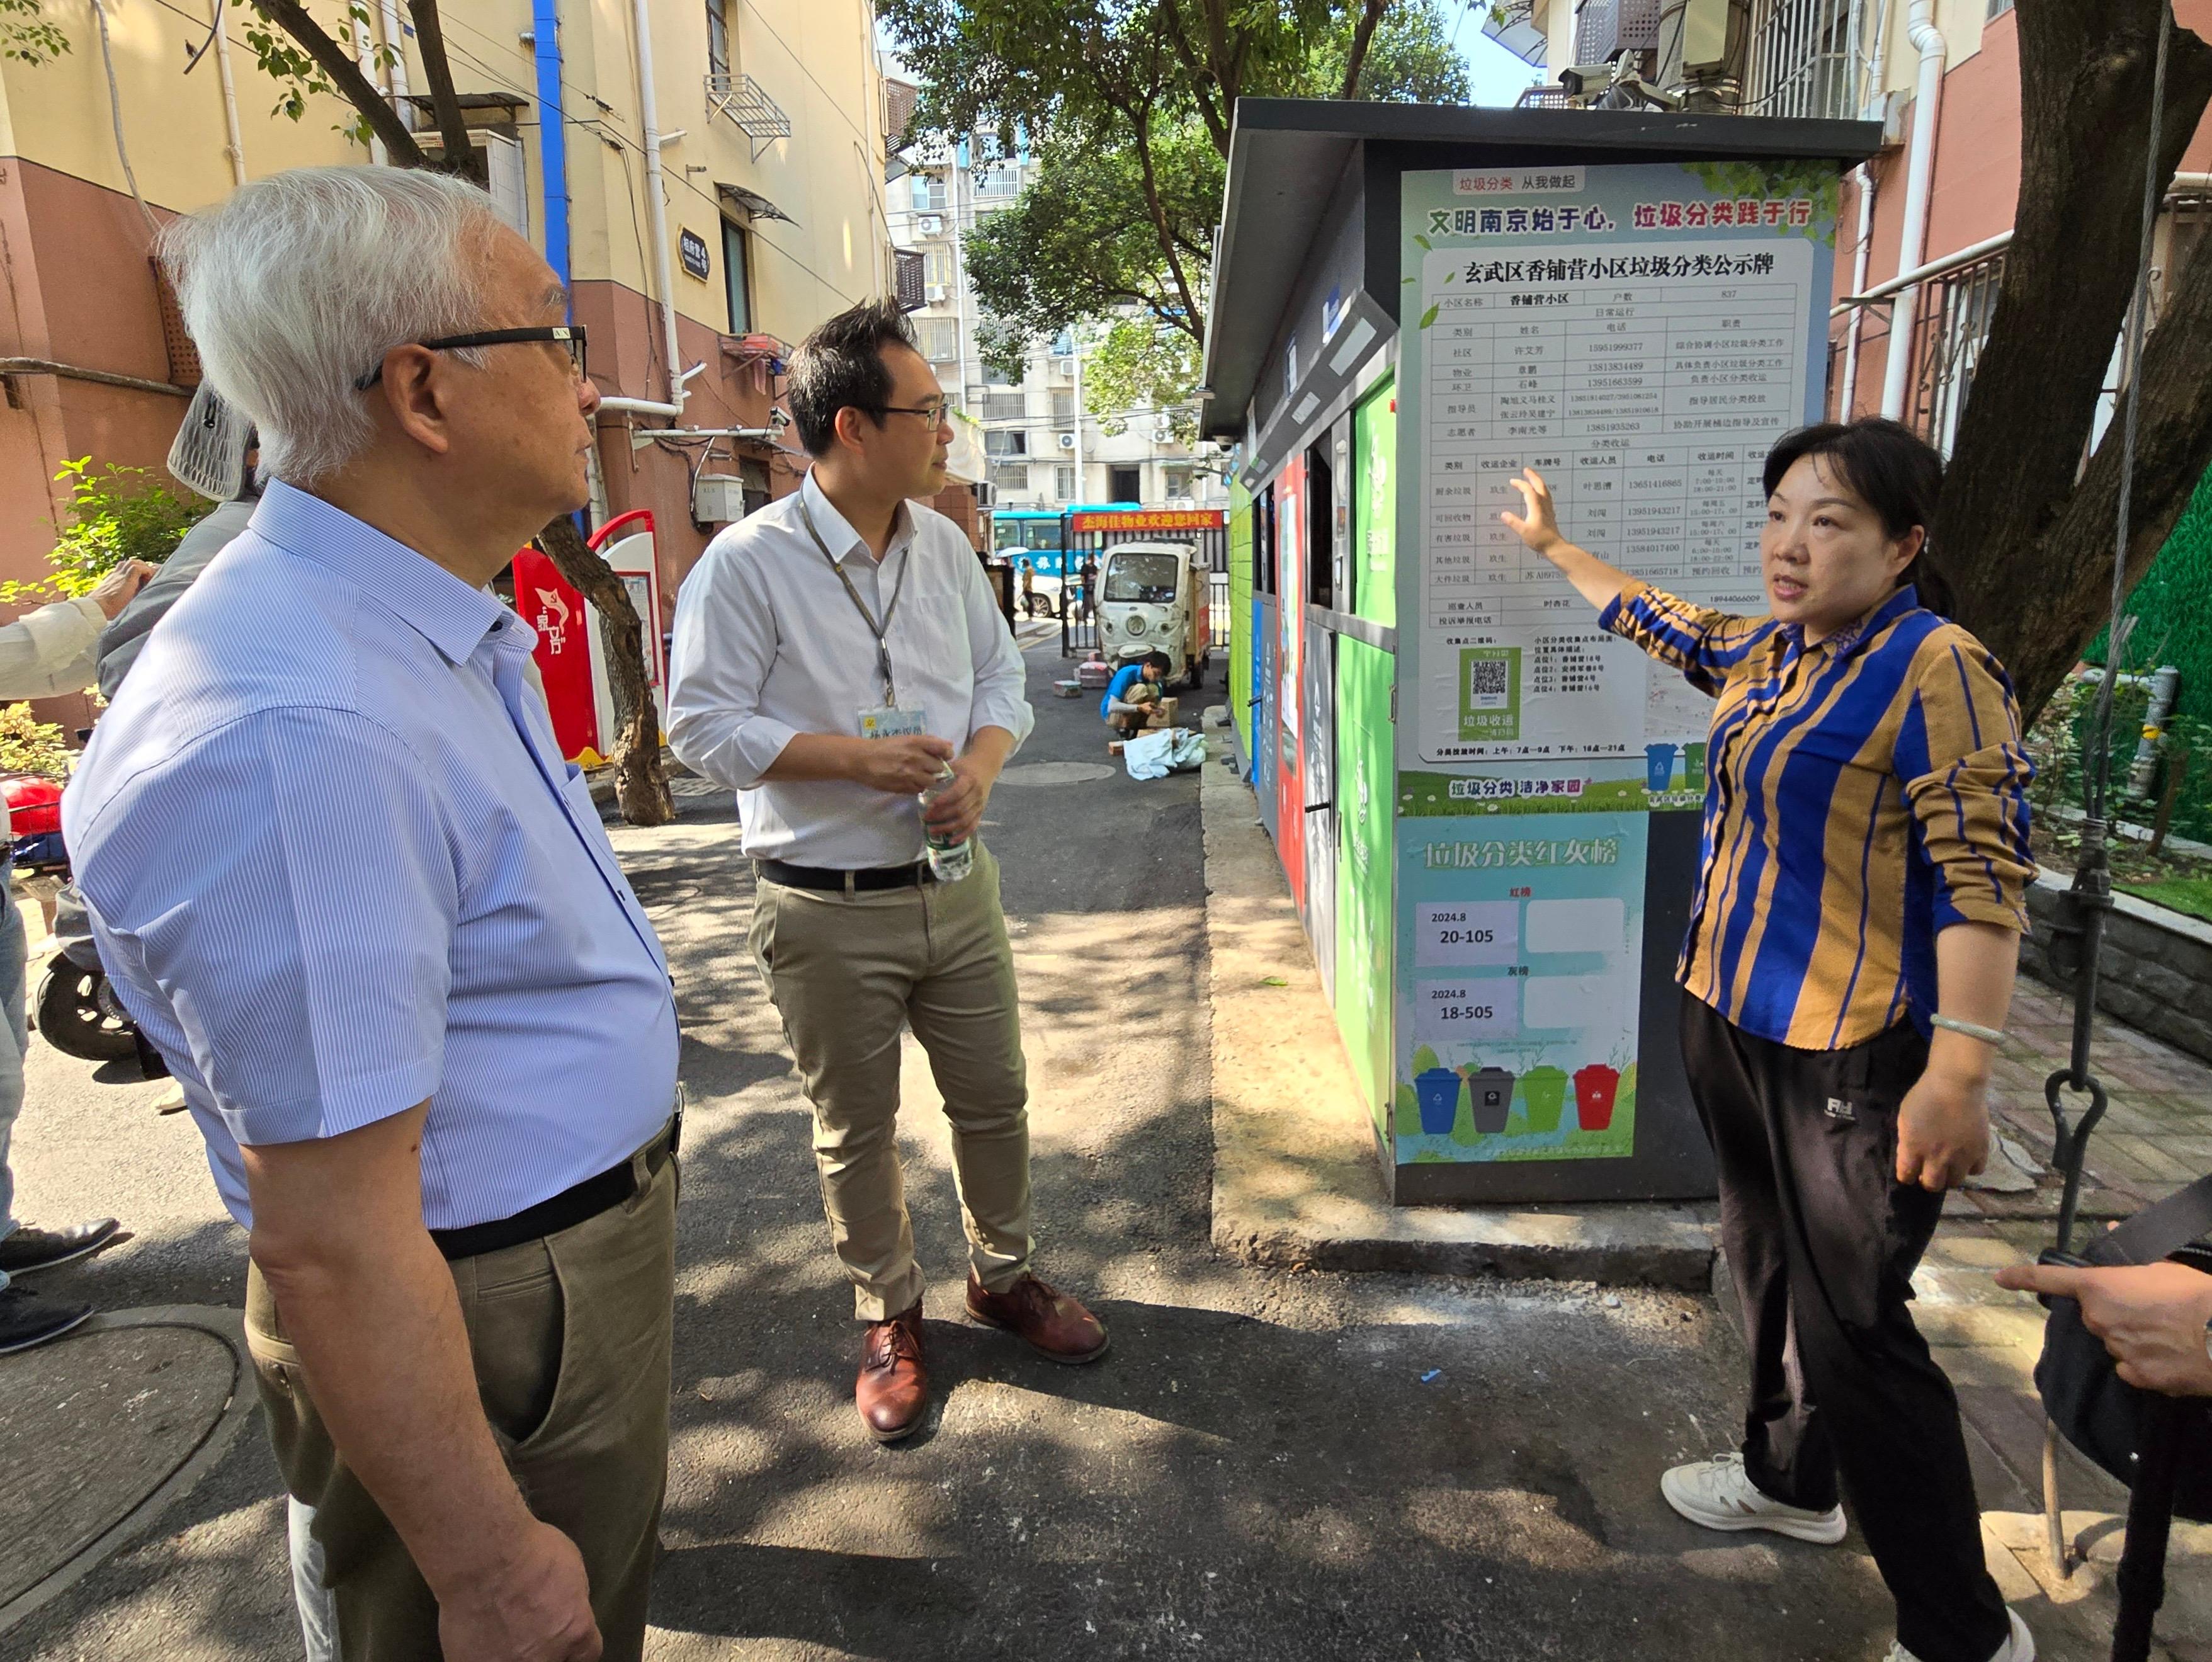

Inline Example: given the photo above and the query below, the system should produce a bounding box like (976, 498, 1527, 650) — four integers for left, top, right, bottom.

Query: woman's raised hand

(1500, 469, 1563, 556)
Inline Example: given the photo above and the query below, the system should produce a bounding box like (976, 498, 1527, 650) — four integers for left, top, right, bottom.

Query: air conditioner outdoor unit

(1057, 431, 1077, 450)
(926, 283, 948, 302)
(918, 214, 943, 236)
(1054, 356, 1075, 377)
(1152, 419, 1175, 443)
(694, 473, 747, 524)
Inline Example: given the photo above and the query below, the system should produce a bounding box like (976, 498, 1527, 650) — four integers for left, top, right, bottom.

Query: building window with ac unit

(722, 219, 751, 334)
(912, 173, 946, 213)
(1051, 389, 1074, 421)
(1053, 464, 1076, 501)
(924, 249, 953, 290)
(706, 0, 730, 81)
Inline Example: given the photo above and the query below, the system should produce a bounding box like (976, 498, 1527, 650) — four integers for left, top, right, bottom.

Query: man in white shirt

(668, 299, 1107, 1443)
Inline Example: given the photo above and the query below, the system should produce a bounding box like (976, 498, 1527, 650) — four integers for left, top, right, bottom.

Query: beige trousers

(245, 1129, 678, 1662)
(749, 841, 1032, 1320)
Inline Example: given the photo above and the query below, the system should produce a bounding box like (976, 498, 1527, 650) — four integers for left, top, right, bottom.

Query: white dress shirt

(667, 471, 1033, 868)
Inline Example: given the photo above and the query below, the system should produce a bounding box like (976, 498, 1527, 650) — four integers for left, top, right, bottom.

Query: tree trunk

(1938, 0, 2212, 719)
(534, 515, 674, 827)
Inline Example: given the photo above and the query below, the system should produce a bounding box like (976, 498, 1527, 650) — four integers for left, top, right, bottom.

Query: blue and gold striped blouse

(1601, 581, 2036, 1051)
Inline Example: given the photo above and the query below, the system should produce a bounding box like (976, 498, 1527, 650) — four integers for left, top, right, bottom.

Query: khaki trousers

(244, 1131, 678, 1662)
(750, 841, 1032, 1321)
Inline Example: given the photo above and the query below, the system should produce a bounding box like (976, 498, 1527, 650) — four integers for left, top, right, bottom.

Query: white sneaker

(1660, 1452, 1848, 1544)
(1883, 1606, 2034, 1662)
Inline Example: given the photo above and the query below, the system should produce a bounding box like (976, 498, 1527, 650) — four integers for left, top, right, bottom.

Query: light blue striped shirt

(63, 482, 679, 1232)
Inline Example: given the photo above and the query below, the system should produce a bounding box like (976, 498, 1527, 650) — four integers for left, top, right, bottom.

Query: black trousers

(1680, 995, 2009, 1662)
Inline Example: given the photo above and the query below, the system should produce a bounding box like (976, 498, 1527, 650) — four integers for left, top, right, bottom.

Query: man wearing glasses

(668, 299, 1108, 1445)
(66, 168, 678, 1661)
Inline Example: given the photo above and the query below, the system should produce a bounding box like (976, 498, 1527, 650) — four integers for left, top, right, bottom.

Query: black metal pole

(2111, 1396, 2186, 1662)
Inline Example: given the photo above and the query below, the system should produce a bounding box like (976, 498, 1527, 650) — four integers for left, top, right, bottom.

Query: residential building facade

(881, 67, 1228, 520)
(0, 0, 896, 656)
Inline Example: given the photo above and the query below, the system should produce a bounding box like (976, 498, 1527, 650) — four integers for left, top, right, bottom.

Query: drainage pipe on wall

(631, 0, 688, 414)
(530, 0, 570, 293)
(1878, 0, 1946, 419)
(211, 0, 247, 186)
(1838, 0, 1893, 417)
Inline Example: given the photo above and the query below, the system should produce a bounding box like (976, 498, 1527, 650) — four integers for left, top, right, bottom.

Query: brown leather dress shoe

(965, 1273, 1109, 1363)
(855, 1301, 928, 1443)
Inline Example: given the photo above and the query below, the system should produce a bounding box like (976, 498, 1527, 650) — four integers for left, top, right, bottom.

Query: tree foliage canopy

(885, 0, 1468, 419)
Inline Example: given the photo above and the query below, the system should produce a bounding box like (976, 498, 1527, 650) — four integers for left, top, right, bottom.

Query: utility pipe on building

(632, 0, 690, 414)
(1878, 0, 1946, 420)
(1839, 0, 1893, 417)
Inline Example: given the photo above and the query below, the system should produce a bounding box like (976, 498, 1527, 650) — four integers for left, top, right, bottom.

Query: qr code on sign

(1467, 657, 1510, 709)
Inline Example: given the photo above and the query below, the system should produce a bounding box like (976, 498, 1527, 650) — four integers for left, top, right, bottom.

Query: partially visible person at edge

(64, 166, 681, 1662)
(1078, 554, 1099, 623)
(0, 556, 153, 1356)
(1503, 416, 2038, 1662)
(666, 299, 1108, 1446)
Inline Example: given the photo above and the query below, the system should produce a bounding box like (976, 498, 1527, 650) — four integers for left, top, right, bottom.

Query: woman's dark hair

(1761, 416, 1953, 615)
(786, 298, 919, 457)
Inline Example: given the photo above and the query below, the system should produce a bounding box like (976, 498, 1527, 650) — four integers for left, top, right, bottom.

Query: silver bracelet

(1932, 1013, 2007, 1046)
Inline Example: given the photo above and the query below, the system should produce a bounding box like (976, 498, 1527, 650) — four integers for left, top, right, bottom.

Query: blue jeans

(0, 878, 27, 1292)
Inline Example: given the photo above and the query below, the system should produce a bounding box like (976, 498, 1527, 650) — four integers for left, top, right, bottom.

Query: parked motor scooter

(2, 776, 143, 1064)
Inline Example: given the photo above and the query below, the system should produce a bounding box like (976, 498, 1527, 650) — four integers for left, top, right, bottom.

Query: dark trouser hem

(1679, 994, 2009, 1662)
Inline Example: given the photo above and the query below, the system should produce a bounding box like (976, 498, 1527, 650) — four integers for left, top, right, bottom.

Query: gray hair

(157, 166, 504, 487)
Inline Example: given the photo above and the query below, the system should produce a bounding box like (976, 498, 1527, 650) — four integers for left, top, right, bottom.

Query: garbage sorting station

(1203, 101, 1879, 1204)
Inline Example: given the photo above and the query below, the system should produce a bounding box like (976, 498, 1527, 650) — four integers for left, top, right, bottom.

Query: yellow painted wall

(0, 0, 887, 348)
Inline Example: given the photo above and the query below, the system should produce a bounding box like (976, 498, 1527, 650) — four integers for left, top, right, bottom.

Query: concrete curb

(1200, 720, 1718, 1290)
(0, 1305, 260, 1638)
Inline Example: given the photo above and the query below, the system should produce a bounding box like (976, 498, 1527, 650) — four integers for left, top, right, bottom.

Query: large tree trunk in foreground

(535, 515, 674, 827)
(1939, 0, 2212, 719)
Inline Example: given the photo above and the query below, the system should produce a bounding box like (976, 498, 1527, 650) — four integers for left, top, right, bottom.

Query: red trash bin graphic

(1574, 1063, 1621, 1132)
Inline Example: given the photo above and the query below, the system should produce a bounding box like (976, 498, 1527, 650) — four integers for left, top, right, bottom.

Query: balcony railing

(706, 72, 791, 160)
(1903, 249, 2005, 457)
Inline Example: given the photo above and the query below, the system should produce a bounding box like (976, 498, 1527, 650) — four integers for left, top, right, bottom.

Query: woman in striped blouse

(1504, 416, 2036, 1662)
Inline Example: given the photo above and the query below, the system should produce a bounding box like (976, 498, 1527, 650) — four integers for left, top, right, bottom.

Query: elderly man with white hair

(64, 167, 680, 1662)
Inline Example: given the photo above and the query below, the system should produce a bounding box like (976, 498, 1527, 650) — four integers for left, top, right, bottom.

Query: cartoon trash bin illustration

(1574, 1063, 1622, 1132)
(1414, 1067, 1461, 1136)
(1465, 1065, 1516, 1134)
(1521, 1065, 1570, 1133)
(1643, 742, 1678, 793)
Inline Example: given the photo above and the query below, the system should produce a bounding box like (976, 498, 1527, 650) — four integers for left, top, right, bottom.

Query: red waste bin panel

(511, 546, 602, 763)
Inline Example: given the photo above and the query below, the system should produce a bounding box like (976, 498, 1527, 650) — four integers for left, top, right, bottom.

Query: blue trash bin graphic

(1414, 1067, 1461, 1135)
(1644, 743, 1678, 793)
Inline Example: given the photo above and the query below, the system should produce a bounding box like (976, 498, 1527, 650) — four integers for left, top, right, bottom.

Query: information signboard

(1390, 159, 1839, 1170)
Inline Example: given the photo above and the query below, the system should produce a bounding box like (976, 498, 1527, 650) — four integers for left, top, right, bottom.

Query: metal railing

(1903, 249, 2005, 456)
(1743, 0, 1867, 122)
(706, 72, 791, 160)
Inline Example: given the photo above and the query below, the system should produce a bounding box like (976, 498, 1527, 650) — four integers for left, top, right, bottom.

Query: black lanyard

(799, 494, 914, 708)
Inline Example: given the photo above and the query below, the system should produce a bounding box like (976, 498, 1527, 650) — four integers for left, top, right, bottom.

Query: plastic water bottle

(917, 765, 973, 883)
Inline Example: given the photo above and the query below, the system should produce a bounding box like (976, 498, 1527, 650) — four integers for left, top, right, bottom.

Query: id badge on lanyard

(800, 494, 927, 741)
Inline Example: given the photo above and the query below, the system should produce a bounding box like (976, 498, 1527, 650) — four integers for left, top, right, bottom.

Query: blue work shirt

(1101, 661, 1145, 720)
(64, 483, 679, 1232)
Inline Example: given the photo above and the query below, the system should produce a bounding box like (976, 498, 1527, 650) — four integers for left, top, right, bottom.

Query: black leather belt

(757, 858, 931, 892)
(429, 1110, 681, 1262)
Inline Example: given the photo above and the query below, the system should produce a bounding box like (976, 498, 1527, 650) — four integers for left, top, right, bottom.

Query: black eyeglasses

(874, 397, 953, 426)
(354, 326, 587, 392)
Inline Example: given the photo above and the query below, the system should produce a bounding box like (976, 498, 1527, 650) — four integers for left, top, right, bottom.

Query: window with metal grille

(919, 319, 958, 361)
(1051, 389, 1074, 421)
(1904, 249, 2004, 457)
(990, 461, 1029, 493)
(1744, 0, 1867, 122)
(892, 248, 924, 313)
(982, 392, 1026, 421)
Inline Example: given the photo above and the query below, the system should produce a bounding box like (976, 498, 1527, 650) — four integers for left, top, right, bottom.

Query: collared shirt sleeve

(1600, 579, 1775, 695)
(960, 540, 1033, 751)
(74, 707, 455, 1146)
(1893, 629, 2037, 934)
(666, 543, 798, 790)
(0, 596, 105, 702)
